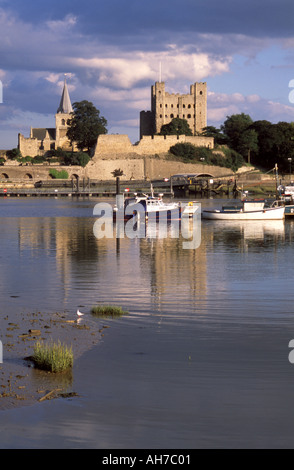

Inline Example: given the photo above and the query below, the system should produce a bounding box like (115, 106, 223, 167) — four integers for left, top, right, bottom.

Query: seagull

(77, 309, 84, 317)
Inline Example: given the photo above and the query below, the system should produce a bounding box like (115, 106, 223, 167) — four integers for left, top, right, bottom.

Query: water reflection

(2, 200, 294, 447)
(1, 214, 289, 315)
(206, 219, 286, 252)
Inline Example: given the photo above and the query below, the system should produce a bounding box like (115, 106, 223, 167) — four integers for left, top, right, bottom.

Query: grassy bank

(32, 340, 73, 373)
(91, 305, 128, 317)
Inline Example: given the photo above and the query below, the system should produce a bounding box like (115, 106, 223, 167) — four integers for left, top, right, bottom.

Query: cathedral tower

(55, 76, 73, 150)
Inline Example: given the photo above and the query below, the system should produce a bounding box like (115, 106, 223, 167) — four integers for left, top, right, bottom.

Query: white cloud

(208, 91, 294, 126)
(70, 49, 232, 89)
(46, 14, 77, 32)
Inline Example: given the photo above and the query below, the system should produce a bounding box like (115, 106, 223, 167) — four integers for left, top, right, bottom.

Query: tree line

(202, 114, 294, 172)
(6, 100, 294, 173)
(159, 114, 294, 172)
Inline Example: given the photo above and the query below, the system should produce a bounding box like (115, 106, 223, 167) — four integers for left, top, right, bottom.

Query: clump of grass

(91, 305, 128, 317)
(32, 340, 73, 373)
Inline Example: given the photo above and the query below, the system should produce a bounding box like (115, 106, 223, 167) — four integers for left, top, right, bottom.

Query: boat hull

(285, 205, 294, 216)
(202, 207, 285, 220)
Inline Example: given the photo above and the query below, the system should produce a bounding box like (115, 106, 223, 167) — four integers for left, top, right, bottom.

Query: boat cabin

(222, 200, 265, 213)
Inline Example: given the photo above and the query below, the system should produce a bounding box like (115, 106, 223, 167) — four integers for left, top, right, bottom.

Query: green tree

(159, 118, 193, 136)
(250, 120, 294, 170)
(222, 113, 258, 162)
(67, 100, 108, 153)
(202, 126, 227, 145)
(6, 148, 22, 160)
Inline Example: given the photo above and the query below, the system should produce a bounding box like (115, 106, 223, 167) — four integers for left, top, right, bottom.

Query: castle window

(160, 114, 162, 118)
(200, 91, 203, 95)
(170, 114, 174, 118)
(188, 104, 191, 108)
(61, 119, 66, 125)
(183, 104, 186, 108)
(160, 104, 162, 108)
(171, 104, 174, 108)
(187, 114, 191, 119)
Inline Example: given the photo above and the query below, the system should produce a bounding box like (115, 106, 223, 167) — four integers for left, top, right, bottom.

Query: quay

(0, 178, 174, 198)
(0, 171, 281, 198)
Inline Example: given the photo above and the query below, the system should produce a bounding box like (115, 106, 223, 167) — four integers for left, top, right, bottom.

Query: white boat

(277, 184, 294, 216)
(114, 187, 180, 220)
(279, 183, 294, 196)
(202, 199, 285, 220)
(125, 193, 180, 217)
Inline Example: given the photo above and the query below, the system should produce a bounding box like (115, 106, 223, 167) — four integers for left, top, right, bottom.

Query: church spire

(57, 74, 73, 114)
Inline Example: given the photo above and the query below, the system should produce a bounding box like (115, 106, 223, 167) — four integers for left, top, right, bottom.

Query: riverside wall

(93, 134, 214, 158)
(0, 159, 238, 183)
(0, 134, 254, 182)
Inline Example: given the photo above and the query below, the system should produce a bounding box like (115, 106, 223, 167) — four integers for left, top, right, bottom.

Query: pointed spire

(57, 74, 73, 114)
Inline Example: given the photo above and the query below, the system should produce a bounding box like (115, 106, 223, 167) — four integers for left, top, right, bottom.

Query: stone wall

(18, 134, 40, 157)
(86, 156, 232, 180)
(0, 165, 86, 181)
(0, 158, 234, 182)
(4, 132, 237, 182)
(86, 158, 145, 180)
(93, 134, 214, 159)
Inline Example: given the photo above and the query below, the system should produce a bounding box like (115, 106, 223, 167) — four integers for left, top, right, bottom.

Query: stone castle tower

(140, 81, 207, 138)
(18, 76, 74, 156)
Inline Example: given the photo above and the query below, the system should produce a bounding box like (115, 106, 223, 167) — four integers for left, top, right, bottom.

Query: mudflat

(0, 309, 105, 410)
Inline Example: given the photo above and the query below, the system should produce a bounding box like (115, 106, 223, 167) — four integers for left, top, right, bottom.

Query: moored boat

(277, 184, 294, 216)
(114, 188, 181, 221)
(202, 199, 285, 220)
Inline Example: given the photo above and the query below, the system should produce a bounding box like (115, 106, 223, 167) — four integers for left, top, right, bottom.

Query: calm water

(1, 196, 294, 448)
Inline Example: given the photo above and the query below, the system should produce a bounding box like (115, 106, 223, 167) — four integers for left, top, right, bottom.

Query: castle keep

(140, 81, 207, 138)
(12, 78, 214, 181)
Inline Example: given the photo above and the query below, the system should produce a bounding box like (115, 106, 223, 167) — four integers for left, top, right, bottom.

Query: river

(0, 196, 294, 448)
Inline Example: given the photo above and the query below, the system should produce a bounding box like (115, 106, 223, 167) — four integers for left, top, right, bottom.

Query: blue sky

(1, 0, 294, 149)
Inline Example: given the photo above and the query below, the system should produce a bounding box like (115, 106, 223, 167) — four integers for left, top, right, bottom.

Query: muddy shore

(0, 309, 106, 410)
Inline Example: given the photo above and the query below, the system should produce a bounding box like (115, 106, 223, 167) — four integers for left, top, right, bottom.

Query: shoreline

(0, 309, 107, 410)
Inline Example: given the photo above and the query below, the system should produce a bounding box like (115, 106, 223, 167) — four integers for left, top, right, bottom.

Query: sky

(1, 0, 294, 149)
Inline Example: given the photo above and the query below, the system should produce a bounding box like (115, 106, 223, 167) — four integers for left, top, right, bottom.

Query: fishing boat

(277, 184, 294, 217)
(114, 187, 180, 220)
(202, 199, 285, 220)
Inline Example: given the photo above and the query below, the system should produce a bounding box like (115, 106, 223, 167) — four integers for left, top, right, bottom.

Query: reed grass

(91, 305, 128, 317)
(32, 340, 73, 373)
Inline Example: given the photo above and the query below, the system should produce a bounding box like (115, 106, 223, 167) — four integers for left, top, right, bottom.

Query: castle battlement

(140, 81, 207, 138)
(93, 133, 213, 160)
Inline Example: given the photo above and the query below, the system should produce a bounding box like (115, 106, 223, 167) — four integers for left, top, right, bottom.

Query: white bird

(77, 309, 84, 317)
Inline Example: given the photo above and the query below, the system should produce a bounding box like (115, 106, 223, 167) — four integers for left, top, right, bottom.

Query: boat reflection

(207, 219, 285, 240)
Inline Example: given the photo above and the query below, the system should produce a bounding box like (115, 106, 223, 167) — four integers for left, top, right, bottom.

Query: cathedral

(18, 77, 74, 157)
